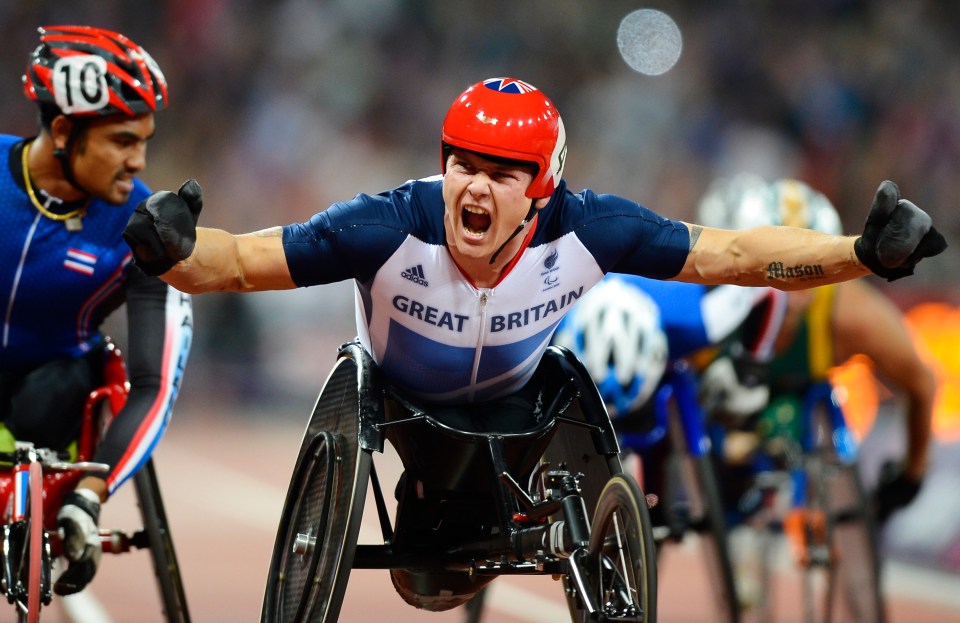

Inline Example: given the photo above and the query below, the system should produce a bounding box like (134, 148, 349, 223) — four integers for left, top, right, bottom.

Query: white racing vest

(283, 177, 690, 404)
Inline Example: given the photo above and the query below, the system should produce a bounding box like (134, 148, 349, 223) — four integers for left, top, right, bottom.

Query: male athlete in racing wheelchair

(121, 76, 946, 622)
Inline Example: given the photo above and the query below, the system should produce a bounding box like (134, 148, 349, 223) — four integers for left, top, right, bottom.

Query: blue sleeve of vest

(281, 189, 415, 287)
(566, 191, 690, 279)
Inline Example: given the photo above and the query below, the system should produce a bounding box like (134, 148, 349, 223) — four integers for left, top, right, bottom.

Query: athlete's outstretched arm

(673, 180, 945, 289)
(166, 226, 295, 293)
(123, 179, 296, 293)
(675, 224, 866, 289)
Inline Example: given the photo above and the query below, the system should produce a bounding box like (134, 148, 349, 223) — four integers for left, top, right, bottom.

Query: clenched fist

(854, 181, 947, 281)
(123, 179, 203, 276)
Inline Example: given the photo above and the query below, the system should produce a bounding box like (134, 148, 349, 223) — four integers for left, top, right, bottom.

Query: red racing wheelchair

(0, 339, 190, 623)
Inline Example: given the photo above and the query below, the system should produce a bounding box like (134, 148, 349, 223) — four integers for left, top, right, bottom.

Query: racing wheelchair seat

(262, 339, 658, 622)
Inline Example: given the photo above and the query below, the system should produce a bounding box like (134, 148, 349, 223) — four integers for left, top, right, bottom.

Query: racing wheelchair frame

(618, 359, 740, 623)
(713, 381, 885, 623)
(262, 341, 658, 622)
(0, 339, 190, 623)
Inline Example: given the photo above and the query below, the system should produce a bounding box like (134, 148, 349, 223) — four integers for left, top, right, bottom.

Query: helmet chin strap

(489, 202, 538, 265)
(52, 124, 94, 198)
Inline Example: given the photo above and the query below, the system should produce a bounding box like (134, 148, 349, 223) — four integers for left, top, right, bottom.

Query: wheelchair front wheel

(262, 353, 371, 623)
(569, 474, 657, 623)
(263, 431, 370, 623)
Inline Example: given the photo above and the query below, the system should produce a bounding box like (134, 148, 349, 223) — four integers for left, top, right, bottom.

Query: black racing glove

(123, 178, 204, 276)
(872, 460, 922, 524)
(853, 180, 947, 281)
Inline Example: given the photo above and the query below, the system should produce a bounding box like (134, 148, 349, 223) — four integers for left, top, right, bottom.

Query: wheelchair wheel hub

(292, 532, 317, 558)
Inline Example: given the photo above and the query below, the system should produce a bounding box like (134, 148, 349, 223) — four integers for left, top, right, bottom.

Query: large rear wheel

(659, 423, 740, 622)
(683, 454, 740, 623)
(807, 459, 884, 623)
(134, 458, 191, 623)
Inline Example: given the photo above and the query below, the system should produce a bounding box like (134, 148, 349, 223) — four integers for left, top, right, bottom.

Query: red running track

(30, 409, 960, 623)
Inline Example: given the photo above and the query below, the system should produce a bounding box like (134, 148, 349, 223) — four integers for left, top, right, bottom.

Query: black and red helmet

(441, 78, 567, 199)
(23, 25, 168, 117)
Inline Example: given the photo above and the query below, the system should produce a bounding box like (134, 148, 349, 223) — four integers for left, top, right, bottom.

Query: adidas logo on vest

(401, 264, 428, 286)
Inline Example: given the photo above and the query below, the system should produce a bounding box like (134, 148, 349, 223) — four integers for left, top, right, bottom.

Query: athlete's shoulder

(296, 175, 444, 242)
(0, 136, 20, 190)
(534, 181, 685, 241)
(378, 175, 445, 232)
(282, 176, 445, 286)
(533, 181, 689, 278)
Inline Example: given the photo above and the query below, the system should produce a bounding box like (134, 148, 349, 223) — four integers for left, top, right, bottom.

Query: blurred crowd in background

(2, 0, 959, 575)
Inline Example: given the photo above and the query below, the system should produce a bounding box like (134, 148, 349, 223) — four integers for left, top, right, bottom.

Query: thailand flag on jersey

(64, 248, 97, 275)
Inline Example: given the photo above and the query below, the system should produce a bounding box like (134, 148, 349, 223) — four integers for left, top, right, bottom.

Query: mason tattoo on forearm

(766, 261, 826, 281)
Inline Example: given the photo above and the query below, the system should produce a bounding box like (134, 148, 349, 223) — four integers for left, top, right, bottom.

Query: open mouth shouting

(462, 205, 492, 238)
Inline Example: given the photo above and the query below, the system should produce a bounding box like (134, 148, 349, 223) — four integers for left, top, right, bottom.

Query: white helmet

(698, 174, 842, 234)
(553, 276, 669, 419)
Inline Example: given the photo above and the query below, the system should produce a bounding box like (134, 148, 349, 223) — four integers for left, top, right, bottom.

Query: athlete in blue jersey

(3, 26, 192, 595)
(124, 76, 944, 609)
(552, 274, 784, 421)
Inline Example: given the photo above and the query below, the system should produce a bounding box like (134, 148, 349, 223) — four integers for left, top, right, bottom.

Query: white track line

(59, 592, 115, 623)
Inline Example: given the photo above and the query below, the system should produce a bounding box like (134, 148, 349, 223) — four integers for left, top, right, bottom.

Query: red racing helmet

(441, 77, 567, 199)
(23, 25, 168, 117)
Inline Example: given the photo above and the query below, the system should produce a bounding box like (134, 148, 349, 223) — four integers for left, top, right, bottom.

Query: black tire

(685, 455, 740, 623)
(134, 458, 191, 623)
(660, 408, 740, 623)
(569, 474, 657, 623)
(262, 356, 371, 623)
(807, 399, 885, 623)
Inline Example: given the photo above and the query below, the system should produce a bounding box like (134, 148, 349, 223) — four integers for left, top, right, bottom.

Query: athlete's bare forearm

(163, 226, 295, 293)
(676, 224, 871, 290)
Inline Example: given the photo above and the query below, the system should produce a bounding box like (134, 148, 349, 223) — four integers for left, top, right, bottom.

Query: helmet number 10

(52, 56, 109, 114)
